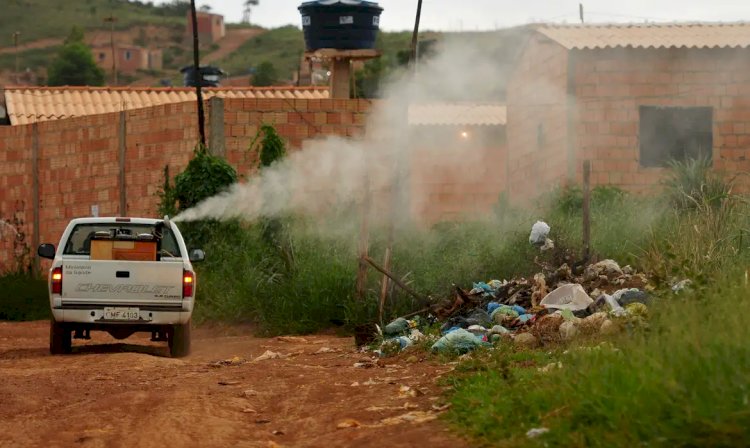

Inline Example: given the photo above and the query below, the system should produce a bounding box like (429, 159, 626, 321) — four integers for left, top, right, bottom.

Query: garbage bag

(529, 221, 551, 245)
(613, 288, 651, 306)
(540, 284, 593, 312)
(380, 336, 413, 356)
(431, 329, 488, 354)
(491, 305, 519, 323)
(384, 318, 410, 337)
(465, 309, 493, 328)
(487, 302, 501, 314)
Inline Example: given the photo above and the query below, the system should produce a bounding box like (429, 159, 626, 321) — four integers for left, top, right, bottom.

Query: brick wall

(0, 98, 372, 274)
(410, 126, 507, 224)
(0, 97, 510, 274)
(0, 125, 34, 273)
(506, 34, 571, 204)
(572, 47, 750, 193)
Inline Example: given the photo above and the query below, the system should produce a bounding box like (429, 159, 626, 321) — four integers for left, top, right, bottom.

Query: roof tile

(537, 22, 750, 50)
(408, 103, 506, 126)
(3, 86, 331, 125)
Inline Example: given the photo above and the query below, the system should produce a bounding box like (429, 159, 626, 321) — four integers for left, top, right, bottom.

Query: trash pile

(375, 222, 654, 356)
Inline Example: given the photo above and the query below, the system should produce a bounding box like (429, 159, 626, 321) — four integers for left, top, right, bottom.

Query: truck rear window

(63, 224, 181, 258)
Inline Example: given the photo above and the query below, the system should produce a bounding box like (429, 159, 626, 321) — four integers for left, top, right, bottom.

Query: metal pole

(409, 0, 423, 67)
(190, 0, 207, 147)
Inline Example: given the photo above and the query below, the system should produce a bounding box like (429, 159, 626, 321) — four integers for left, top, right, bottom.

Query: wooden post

(355, 176, 371, 301)
(378, 246, 391, 323)
(582, 160, 591, 261)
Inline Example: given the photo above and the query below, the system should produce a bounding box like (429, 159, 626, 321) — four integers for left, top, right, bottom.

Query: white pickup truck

(37, 217, 204, 358)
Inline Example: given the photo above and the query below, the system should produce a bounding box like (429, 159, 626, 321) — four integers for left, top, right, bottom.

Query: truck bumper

(52, 308, 191, 325)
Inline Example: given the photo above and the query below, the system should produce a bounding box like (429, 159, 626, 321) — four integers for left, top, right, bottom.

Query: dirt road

(0, 321, 467, 448)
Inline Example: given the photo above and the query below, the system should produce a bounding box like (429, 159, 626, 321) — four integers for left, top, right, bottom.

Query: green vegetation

(48, 26, 105, 86)
(0, 0, 186, 43)
(0, 274, 48, 321)
(443, 159, 750, 447)
(216, 26, 305, 80)
(252, 61, 279, 87)
(172, 146, 238, 211)
(445, 274, 750, 447)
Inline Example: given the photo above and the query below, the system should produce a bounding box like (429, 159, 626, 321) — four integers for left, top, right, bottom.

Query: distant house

(506, 22, 750, 201)
(187, 10, 226, 43)
(92, 44, 163, 74)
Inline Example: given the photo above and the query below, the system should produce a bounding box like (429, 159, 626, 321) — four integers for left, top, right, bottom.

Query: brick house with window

(505, 23, 750, 202)
(92, 44, 162, 74)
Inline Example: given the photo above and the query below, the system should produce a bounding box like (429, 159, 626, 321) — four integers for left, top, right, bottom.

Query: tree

(48, 27, 105, 86)
(243, 0, 259, 24)
(252, 61, 278, 87)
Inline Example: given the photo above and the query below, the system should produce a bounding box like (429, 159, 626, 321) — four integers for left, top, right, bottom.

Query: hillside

(0, 0, 528, 92)
(0, 0, 187, 44)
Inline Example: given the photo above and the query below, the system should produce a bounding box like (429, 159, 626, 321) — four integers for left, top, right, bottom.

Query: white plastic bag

(529, 221, 551, 245)
(540, 284, 593, 311)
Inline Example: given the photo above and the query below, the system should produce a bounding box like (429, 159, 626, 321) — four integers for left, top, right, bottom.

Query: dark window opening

(124, 50, 132, 61)
(639, 106, 712, 167)
(99, 52, 105, 60)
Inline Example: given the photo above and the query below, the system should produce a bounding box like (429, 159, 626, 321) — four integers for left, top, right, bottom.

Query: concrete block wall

(573, 47, 750, 193)
(506, 35, 571, 204)
(410, 126, 507, 224)
(0, 96, 511, 273)
(0, 125, 34, 273)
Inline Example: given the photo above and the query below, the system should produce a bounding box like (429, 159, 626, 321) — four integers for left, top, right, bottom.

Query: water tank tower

(298, 0, 383, 98)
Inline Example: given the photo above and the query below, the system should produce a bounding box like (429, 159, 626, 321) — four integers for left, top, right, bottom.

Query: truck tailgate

(62, 260, 184, 304)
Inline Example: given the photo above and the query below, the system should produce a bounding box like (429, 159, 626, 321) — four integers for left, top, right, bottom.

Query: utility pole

(104, 15, 118, 85)
(579, 3, 585, 24)
(190, 0, 207, 147)
(409, 0, 423, 68)
(12, 31, 20, 84)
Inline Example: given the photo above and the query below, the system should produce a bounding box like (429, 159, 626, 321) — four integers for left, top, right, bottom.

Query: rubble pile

(376, 223, 654, 355)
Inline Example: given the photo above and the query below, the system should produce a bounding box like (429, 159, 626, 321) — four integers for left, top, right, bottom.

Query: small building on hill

(187, 10, 226, 43)
(92, 44, 162, 74)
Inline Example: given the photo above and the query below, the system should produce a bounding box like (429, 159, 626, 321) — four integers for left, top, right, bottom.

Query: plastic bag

(540, 284, 593, 312)
(529, 221, 551, 245)
(431, 329, 487, 354)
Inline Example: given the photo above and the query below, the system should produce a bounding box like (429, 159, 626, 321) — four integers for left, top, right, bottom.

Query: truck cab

(37, 217, 203, 357)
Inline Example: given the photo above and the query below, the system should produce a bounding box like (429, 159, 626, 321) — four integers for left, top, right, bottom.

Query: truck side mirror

(38, 244, 56, 260)
(189, 249, 205, 262)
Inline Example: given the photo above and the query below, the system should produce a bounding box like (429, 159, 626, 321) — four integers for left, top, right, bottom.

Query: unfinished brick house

(187, 10, 226, 43)
(506, 23, 750, 202)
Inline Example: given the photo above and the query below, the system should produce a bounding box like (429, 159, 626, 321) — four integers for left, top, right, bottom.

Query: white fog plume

(174, 36, 518, 224)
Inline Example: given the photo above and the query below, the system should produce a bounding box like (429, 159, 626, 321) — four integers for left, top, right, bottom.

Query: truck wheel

(49, 320, 72, 355)
(169, 322, 191, 358)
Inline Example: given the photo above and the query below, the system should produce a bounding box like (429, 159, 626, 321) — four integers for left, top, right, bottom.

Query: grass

(215, 26, 306, 80)
(444, 274, 750, 447)
(0, 0, 185, 44)
(442, 160, 750, 446)
(188, 183, 669, 335)
(0, 274, 49, 321)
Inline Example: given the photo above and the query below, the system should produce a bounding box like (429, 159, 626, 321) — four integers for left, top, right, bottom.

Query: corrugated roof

(3, 86, 330, 125)
(537, 22, 750, 50)
(408, 103, 506, 126)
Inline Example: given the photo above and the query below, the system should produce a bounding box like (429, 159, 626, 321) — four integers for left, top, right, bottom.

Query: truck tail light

(51, 267, 63, 295)
(183, 270, 194, 298)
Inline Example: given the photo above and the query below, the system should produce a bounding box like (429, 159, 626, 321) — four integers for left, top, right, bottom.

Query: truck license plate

(103, 307, 140, 321)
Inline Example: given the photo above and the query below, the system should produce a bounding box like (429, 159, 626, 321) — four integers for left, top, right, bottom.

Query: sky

(162, 0, 750, 31)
